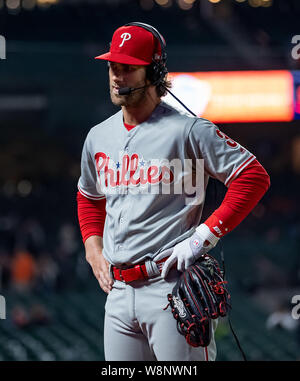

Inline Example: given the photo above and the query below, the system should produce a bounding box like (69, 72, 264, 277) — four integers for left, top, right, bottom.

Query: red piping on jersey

(204, 158, 270, 238)
(78, 185, 105, 201)
(225, 155, 256, 187)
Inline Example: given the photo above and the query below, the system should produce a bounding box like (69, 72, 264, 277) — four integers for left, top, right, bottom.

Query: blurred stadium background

(0, 0, 300, 361)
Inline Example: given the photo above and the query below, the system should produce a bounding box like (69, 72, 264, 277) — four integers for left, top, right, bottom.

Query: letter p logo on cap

(119, 33, 131, 47)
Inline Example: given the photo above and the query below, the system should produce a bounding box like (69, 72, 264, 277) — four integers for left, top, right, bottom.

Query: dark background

(0, 0, 299, 361)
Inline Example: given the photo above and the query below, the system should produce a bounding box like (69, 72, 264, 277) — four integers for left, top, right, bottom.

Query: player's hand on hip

(86, 250, 114, 294)
(85, 237, 114, 294)
(161, 223, 220, 279)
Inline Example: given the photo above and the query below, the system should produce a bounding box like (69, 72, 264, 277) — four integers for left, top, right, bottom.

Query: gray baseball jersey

(78, 101, 255, 266)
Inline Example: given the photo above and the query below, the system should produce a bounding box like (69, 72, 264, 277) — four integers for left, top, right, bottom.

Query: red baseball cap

(95, 25, 163, 66)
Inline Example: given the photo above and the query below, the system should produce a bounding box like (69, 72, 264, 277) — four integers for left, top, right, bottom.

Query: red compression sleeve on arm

(76, 191, 106, 243)
(204, 158, 270, 238)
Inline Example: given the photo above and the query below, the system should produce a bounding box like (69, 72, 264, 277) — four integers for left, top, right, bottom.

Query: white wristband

(195, 223, 220, 248)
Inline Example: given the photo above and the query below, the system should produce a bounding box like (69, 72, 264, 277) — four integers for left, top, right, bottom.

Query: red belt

(112, 257, 170, 283)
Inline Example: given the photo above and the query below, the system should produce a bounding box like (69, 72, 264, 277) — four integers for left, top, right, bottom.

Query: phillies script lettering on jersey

(95, 151, 174, 189)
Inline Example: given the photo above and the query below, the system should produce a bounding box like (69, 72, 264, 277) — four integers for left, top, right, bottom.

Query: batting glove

(161, 223, 220, 279)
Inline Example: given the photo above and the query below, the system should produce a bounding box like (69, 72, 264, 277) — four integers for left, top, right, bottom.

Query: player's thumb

(161, 253, 177, 279)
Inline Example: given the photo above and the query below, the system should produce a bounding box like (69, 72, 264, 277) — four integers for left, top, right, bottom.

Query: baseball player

(76, 22, 270, 361)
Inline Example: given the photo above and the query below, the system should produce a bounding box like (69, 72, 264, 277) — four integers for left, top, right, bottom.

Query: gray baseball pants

(104, 265, 218, 361)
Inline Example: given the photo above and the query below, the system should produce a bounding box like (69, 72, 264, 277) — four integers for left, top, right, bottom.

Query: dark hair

(146, 63, 172, 98)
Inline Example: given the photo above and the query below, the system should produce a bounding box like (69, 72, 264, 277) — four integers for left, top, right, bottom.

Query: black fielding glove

(165, 254, 231, 347)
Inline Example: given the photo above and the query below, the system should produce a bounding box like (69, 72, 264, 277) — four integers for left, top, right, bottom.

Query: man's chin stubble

(110, 90, 146, 107)
(111, 96, 126, 106)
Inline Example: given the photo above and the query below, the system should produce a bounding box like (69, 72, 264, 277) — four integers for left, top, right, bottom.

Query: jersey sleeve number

(215, 128, 239, 149)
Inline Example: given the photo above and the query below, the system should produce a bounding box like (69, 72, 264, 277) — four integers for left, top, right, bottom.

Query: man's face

(109, 62, 149, 107)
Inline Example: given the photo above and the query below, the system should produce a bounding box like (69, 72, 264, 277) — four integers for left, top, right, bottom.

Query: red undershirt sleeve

(204, 158, 270, 238)
(76, 191, 106, 243)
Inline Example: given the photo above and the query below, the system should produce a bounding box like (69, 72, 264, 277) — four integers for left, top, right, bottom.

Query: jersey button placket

(117, 134, 135, 253)
(116, 212, 127, 251)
